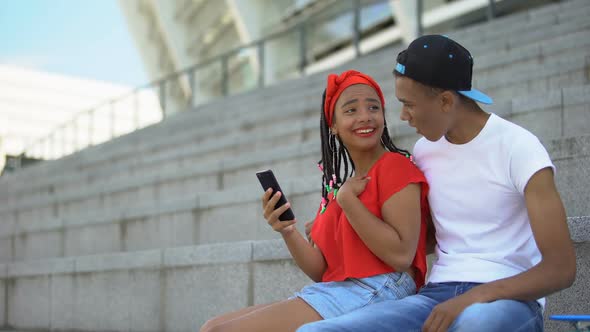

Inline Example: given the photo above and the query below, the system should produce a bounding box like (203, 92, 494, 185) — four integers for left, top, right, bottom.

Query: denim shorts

(290, 271, 416, 319)
(297, 282, 543, 332)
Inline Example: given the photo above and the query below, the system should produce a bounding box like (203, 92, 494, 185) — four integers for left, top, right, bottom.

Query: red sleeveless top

(311, 152, 429, 289)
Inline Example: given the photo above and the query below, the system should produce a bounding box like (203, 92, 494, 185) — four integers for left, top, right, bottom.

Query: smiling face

(331, 84, 385, 153)
(395, 76, 453, 142)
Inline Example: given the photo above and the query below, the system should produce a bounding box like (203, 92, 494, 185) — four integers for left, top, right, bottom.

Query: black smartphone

(256, 169, 296, 221)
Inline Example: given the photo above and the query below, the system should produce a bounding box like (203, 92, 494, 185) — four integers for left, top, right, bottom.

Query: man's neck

(445, 105, 490, 145)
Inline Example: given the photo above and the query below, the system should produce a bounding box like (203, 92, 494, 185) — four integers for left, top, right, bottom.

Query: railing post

(88, 109, 94, 147)
(299, 23, 307, 74)
(221, 55, 229, 96)
(49, 133, 55, 159)
(55, 132, 60, 158)
(159, 80, 167, 119)
(44, 137, 48, 160)
(134, 91, 140, 130)
(72, 116, 78, 153)
(15, 152, 23, 170)
(110, 101, 116, 139)
(257, 41, 265, 88)
(352, 0, 361, 58)
(487, 0, 496, 20)
(188, 69, 196, 107)
(61, 125, 67, 157)
(417, 0, 423, 37)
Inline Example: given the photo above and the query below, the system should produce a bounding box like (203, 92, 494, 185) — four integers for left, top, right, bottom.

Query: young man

(297, 35, 576, 332)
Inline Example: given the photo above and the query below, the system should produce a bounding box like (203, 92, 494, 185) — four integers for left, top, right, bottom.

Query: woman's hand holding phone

(261, 188, 297, 235)
(257, 171, 327, 281)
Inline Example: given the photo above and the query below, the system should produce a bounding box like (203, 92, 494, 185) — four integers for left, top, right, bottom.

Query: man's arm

(422, 167, 576, 332)
(463, 167, 576, 302)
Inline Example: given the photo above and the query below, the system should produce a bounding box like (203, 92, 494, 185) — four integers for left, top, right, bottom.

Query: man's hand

(422, 293, 479, 332)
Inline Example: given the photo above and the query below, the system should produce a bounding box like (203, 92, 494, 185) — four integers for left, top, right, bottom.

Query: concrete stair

(0, 133, 587, 264)
(0, 216, 588, 331)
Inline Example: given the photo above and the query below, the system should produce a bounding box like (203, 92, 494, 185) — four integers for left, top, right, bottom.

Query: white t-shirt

(414, 113, 554, 305)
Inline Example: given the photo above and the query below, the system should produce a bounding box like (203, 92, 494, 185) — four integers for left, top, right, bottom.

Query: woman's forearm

(282, 230, 327, 282)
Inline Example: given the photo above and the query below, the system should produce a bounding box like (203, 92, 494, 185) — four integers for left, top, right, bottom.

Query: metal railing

(15, 0, 500, 168)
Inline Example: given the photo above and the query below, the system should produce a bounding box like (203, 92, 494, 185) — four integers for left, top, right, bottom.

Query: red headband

(323, 70, 385, 126)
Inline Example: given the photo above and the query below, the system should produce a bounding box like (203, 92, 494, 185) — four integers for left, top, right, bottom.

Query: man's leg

(296, 294, 437, 332)
(449, 300, 543, 332)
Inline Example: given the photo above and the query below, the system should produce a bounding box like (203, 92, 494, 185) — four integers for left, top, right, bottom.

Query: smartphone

(256, 169, 295, 221)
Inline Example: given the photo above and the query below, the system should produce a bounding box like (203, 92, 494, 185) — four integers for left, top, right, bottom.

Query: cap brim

(458, 88, 493, 105)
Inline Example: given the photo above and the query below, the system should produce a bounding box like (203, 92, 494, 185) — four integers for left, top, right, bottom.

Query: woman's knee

(199, 318, 215, 332)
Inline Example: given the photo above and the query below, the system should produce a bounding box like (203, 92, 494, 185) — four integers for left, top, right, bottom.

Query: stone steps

(1, 215, 588, 331)
(0, 85, 588, 227)
(0, 134, 587, 264)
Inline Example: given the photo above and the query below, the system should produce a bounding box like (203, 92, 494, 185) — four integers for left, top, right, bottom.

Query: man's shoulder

(487, 116, 548, 162)
(490, 114, 538, 141)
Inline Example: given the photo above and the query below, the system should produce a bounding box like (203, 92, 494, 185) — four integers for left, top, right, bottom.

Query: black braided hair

(318, 89, 411, 209)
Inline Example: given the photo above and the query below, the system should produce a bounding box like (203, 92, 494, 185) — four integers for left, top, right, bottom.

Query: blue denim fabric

(297, 282, 543, 332)
(291, 272, 416, 319)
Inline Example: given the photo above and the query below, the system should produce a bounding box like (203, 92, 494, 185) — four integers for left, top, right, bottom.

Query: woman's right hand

(262, 188, 297, 235)
(336, 173, 370, 206)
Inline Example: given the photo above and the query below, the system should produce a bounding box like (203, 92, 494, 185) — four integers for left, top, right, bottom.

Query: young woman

(200, 70, 430, 332)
